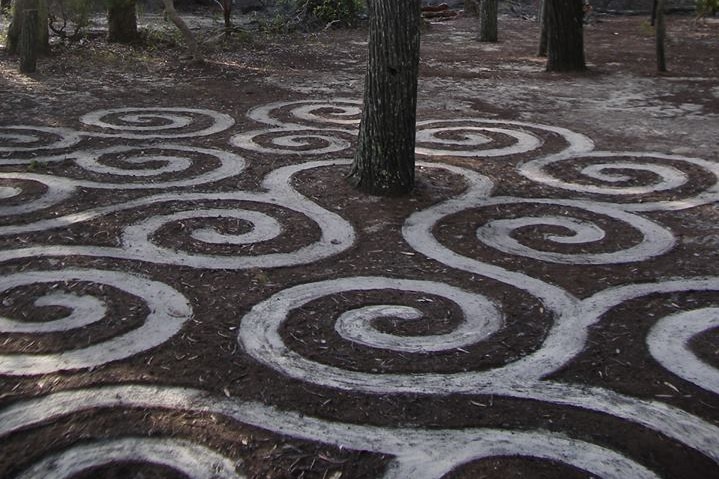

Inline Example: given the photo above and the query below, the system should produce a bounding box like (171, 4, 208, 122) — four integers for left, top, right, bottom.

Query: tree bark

(347, 0, 421, 196)
(107, 0, 138, 44)
(161, 0, 202, 62)
(19, 8, 38, 73)
(537, 0, 548, 56)
(7, 0, 48, 55)
(546, 0, 586, 72)
(656, 0, 666, 72)
(465, 0, 480, 17)
(478, 0, 498, 42)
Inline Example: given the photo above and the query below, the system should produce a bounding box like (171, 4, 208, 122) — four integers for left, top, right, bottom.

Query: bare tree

(347, 0, 421, 195)
(537, 0, 548, 56)
(656, 0, 667, 72)
(161, 0, 202, 62)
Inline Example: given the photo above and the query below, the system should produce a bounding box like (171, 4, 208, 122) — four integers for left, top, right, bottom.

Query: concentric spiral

(70, 144, 246, 188)
(230, 128, 353, 155)
(470, 198, 676, 264)
(79, 107, 235, 139)
(0, 126, 81, 152)
(414, 119, 594, 158)
(520, 151, 719, 210)
(246, 99, 362, 128)
(0, 269, 191, 375)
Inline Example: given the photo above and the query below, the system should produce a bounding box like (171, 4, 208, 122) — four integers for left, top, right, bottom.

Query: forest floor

(0, 11, 718, 479)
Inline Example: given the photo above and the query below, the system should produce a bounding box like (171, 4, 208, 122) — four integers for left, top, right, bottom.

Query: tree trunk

(161, 0, 202, 62)
(107, 0, 138, 43)
(656, 0, 666, 72)
(347, 0, 421, 196)
(546, 0, 585, 72)
(538, 0, 548, 56)
(478, 0, 498, 42)
(223, 0, 232, 31)
(465, 0, 480, 17)
(7, 0, 48, 55)
(19, 8, 38, 73)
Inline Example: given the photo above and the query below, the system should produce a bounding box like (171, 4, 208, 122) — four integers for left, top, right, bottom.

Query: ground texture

(0, 11, 718, 479)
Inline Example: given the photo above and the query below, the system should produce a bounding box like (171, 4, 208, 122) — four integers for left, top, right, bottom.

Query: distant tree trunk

(656, 0, 666, 72)
(19, 8, 38, 73)
(220, 0, 232, 31)
(546, 0, 585, 72)
(7, 0, 48, 55)
(465, 0, 480, 16)
(538, 0, 548, 56)
(478, 0, 498, 42)
(161, 0, 202, 62)
(107, 0, 138, 43)
(347, 0, 421, 196)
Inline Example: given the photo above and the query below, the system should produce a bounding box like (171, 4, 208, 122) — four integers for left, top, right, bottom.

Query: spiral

(0, 126, 81, 152)
(70, 144, 246, 188)
(230, 128, 353, 155)
(0, 269, 191, 375)
(471, 198, 676, 264)
(79, 107, 235, 139)
(520, 151, 719, 210)
(414, 118, 594, 158)
(246, 99, 362, 128)
(14, 438, 244, 479)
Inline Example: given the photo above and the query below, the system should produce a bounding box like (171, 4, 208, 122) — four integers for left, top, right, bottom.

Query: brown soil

(0, 11, 718, 479)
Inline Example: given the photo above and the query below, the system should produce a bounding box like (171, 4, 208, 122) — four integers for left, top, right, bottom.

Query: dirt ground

(0, 9, 718, 479)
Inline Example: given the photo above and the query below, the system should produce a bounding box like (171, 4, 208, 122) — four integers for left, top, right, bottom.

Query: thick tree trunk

(656, 0, 666, 72)
(538, 0, 548, 56)
(107, 0, 138, 43)
(19, 8, 37, 73)
(478, 0, 498, 42)
(7, 0, 48, 55)
(161, 0, 202, 62)
(546, 0, 585, 72)
(347, 0, 421, 196)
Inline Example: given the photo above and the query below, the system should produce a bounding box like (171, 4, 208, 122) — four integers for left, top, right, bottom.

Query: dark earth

(0, 7, 718, 479)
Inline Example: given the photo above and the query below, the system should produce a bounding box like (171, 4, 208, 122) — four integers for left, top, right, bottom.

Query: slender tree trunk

(478, 0, 498, 42)
(107, 0, 138, 43)
(656, 0, 666, 72)
(19, 8, 38, 73)
(347, 0, 421, 196)
(538, 0, 548, 56)
(7, 0, 48, 55)
(161, 0, 202, 62)
(224, 0, 232, 30)
(546, 0, 585, 72)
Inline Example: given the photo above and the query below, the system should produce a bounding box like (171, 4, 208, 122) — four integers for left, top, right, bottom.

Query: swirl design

(0, 269, 191, 375)
(1, 100, 717, 478)
(520, 151, 719, 211)
(79, 107, 235, 139)
(0, 126, 81, 152)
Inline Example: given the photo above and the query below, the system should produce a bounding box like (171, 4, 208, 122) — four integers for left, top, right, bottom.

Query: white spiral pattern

(79, 107, 235, 139)
(0, 100, 717, 478)
(0, 126, 81, 152)
(0, 269, 191, 375)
